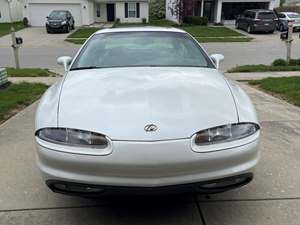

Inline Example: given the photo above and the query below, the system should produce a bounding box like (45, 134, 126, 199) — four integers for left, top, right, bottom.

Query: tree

(167, 0, 184, 24)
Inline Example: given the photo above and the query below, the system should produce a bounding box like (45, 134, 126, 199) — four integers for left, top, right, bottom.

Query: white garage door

(29, 3, 82, 26)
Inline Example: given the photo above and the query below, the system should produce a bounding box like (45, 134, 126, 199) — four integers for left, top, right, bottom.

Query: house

(166, 0, 280, 24)
(22, 0, 149, 26)
(0, 0, 23, 23)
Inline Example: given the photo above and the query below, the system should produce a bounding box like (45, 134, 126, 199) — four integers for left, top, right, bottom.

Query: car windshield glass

(71, 31, 214, 69)
(287, 13, 300, 19)
(49, 11, 66, 20)
(257, 12, 274, 19)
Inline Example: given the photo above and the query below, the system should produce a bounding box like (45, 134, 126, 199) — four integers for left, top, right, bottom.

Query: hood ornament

(144, 124, 158, 132)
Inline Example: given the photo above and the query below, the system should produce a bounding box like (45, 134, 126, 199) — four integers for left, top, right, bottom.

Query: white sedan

(35, 27, 260, 196)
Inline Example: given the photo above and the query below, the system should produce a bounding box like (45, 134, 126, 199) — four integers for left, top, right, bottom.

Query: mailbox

(280, 31, 288, 40)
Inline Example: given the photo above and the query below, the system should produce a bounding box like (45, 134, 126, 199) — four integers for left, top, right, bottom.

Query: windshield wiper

(70, 66, 102, 71)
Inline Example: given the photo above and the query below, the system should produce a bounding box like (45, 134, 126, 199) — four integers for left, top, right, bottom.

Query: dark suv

(236, 9, 277, 33)
(46, 10, 75, 33)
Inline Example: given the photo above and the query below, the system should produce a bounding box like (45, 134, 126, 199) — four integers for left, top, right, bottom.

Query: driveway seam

(194, 196, 207, 225)
(198, 197, 300, 203)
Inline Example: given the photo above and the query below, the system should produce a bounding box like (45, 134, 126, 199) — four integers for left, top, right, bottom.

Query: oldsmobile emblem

(144, 124, 158, 132)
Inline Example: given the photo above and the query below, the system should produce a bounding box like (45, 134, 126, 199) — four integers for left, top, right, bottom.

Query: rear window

(257, 12, 275, 19)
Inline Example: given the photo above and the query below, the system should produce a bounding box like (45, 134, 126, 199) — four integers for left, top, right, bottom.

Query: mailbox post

(8, 0, 22, 69)
(286, 21, 293, 64)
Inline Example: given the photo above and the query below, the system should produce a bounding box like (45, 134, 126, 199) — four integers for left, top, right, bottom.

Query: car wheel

(72, 23, 75, 30)
(279, 24, 284, 32)
(235, 22, 239, 29)
(247, 25, 252, 34)
(269, 29, 275, 34)
(65, 25, 70, 33)
(46, 29, 51, 34)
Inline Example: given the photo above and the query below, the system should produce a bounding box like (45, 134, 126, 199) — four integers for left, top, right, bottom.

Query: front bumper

(36, 134, 260, 194)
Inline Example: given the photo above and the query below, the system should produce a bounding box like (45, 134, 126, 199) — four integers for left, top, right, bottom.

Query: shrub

(142, 18, 147, 24)
(183, 16, 208, 26)
(23, 17, 29, 27)
(288, 59, 300, 66)
(272, 58, 287, 66)
(275, 6, 300, 14)
(115, 18, 120, 24)
(150, 0, 165, 20)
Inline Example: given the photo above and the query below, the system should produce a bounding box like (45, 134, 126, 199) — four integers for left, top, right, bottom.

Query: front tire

(247, 25, 252, 33)
(65, 25, 70, 33)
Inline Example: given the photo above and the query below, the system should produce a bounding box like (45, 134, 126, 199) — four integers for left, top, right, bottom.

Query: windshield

(49, 11, 66, 20)
(257, 12, 275, 19)
(287, 13, 300, 19)
(71, 31, 214, 70)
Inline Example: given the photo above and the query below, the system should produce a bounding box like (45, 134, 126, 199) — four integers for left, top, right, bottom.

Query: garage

(28, 3, 82, 26)
(222, 2, 270, 20)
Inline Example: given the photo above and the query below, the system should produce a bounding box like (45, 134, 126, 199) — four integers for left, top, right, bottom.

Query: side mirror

(57, 56, 72, 72)
(210, 54, 224, 69)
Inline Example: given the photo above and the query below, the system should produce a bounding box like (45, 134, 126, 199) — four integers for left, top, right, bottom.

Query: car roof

(95, 26, 186, 34)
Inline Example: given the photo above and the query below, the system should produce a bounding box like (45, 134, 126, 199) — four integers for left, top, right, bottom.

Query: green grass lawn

(249, 77, 300, 107)
(196, 37, 253, 43)
(182, 26, 244, 37)
(67, 27, 101, 38)
(0, 82, 48, 123)
(6, 68, 55, 77)
(228, 65, 300, 73)
(0, 22, 26, 37)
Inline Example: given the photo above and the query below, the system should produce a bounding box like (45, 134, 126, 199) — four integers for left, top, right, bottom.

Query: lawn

(0, 82, 48, 123)
(228, 65, 300, 73)
(0, 22, 26, 37)
(6, 68, 55, 77)
(249, 77, 300, 107)
(182, 26, 244, 37)
(67, 27, 101, 39)
(66, 20, 249, 45)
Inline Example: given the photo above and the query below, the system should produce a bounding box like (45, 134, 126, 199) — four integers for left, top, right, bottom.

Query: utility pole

(286, 21, 293, 64)
(8, 0, 20, 69)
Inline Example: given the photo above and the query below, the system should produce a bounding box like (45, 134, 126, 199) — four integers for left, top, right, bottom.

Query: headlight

(36, 128, 109, 148)
(61, 21, 67, 25)
(194, 123, 259, 146)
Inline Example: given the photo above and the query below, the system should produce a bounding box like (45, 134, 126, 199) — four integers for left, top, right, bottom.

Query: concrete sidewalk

(0, 83, 299, 224)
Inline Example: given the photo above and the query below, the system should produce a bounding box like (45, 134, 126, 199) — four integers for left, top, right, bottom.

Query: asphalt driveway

(0, 81, 299, 224)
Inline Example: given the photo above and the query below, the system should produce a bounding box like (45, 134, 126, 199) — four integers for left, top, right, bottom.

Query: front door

(203, 1, 215, 22)
(107, 4, 115, 22)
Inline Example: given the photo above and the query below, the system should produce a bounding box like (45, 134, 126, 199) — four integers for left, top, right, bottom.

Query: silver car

(277, 12, 300, 32)
(35, 27, 260, 196)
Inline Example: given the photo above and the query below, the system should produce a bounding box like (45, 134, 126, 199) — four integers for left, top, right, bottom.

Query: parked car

(35, 27, 260, 196)
(46, 10, 75, 33)
(236, 9, 277, 33)
(277, 12, 300, 32)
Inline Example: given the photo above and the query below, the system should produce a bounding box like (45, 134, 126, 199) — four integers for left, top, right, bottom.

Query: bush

(275, 6, 300, 14)
(23, 17, 29, 27)
(150, 0, 165, 20)
(272, 58, 287, 66)
(115, 18, 120, 24)
(288, 59, 300, 66)
(183, 16, 208, 26)
(142, 18, 147, 24)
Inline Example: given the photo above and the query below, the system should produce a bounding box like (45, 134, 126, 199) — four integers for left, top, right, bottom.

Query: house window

(128, 3, 136, 18)
(96, 4, 101, 17)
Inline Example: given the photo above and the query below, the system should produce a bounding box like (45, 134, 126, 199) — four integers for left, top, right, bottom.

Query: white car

(277, 12, 300, 31)
(35, 27, 260, 196)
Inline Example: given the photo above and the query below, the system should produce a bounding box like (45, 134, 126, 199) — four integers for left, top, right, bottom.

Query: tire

(65, 25, 70, 33)
(269, 29, 275, 34)
(235, 22, 239, 29)
(247, 25, 252, 34)
(279, 24, 284, 32)
(46, 29, 51, 34)
(71, 22, 75, 30)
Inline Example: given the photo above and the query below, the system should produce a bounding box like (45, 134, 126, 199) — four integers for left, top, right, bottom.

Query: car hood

(58, 67, 238, 141)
